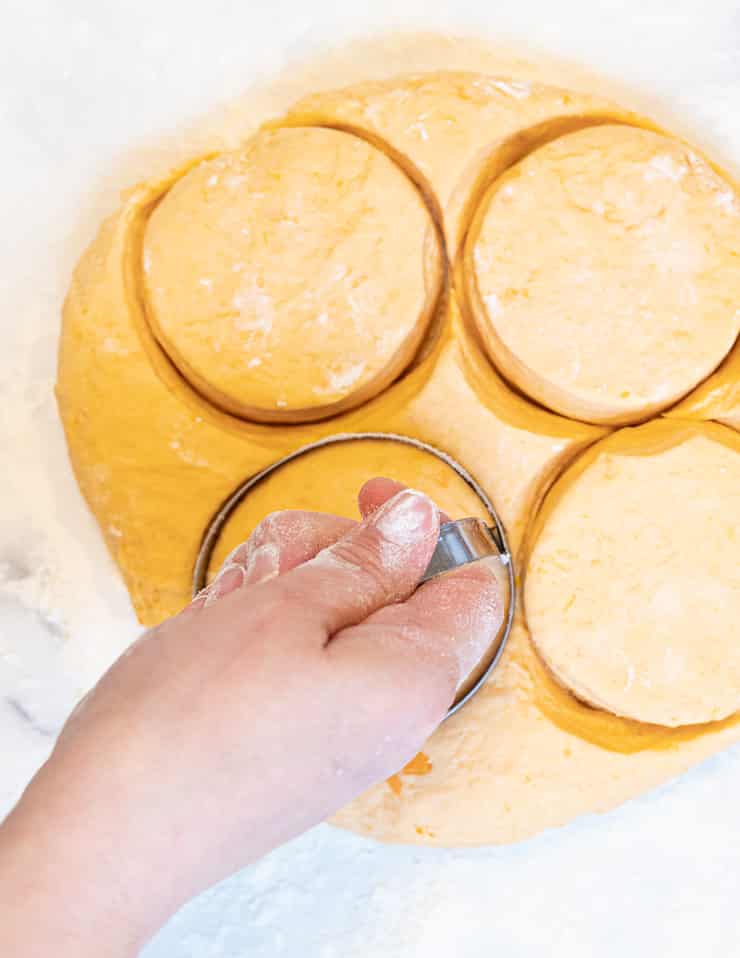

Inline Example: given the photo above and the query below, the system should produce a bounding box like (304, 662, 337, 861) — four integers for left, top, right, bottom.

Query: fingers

(232, 511, 357, 585)
(274, 488, 441, 637)
(358, 477, 452, 523)
(198, 477, 448, 613)
(193, 511, 356, 609)
(357, 477, 407, 517)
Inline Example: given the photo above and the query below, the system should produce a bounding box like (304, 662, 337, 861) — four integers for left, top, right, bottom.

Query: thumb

(274, 488, 440, 640)
(357, 477, 452, 524)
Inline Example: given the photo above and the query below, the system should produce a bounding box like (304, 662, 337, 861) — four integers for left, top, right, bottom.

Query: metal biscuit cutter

(194, 433, 516, 717)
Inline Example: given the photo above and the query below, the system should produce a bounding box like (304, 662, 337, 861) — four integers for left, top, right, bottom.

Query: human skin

(0, 478, 503, 957)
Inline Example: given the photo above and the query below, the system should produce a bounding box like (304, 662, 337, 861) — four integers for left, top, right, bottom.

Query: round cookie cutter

(193, 432, 516, 717)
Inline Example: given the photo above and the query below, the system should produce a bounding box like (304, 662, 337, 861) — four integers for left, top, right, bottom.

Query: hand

(0, 479, 504, 957)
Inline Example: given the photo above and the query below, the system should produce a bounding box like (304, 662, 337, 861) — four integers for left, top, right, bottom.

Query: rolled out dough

(466, 125, 740, 425)
(57, 38, 740, 845)
(525, 421, 740, 727)
(143, 127, 442, 422)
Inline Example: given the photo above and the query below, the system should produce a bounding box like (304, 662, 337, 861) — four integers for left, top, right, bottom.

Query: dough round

(467, 125, 740, 425)
(525, 421, 740, 727)
(209, 437, 488, 572)
(143, 127, 442, 422)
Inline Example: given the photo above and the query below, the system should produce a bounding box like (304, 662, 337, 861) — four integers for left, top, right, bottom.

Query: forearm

(0, 768, 161, 958)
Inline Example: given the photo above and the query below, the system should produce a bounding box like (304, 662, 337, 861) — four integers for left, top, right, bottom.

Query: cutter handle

(420, 517, 509, 584)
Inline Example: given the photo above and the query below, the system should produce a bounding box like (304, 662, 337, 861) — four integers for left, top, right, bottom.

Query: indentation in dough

(285, 72, 641, 257)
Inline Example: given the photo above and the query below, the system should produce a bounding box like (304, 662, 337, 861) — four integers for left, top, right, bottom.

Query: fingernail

(244, 542, 280, 586)
(204, 563, 246, 606)
(373, 489, 437, 546)
(225, 540, 250, 566)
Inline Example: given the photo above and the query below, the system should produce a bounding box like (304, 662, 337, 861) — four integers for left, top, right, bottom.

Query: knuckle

(240, 587, 298, 638)
(331, 530, 395, 594)
(251, 510, 292, 546)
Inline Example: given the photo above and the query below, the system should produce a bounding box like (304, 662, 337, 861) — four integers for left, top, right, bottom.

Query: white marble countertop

(2, 2, 740, 955)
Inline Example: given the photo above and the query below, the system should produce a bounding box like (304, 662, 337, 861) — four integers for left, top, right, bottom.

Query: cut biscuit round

(524, 421, 740, 727)
(466, 125, 740, 425)
(142, 127, 443, 423)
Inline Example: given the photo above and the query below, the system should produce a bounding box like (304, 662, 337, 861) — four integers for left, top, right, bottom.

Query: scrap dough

(525, 421, 740, 727)
(466, 125, 740, 424)
(285, 71, 640, 254)
(667, 341, 740, 431)
(57, 38, 740, 845)
(143, 127, 442, 422)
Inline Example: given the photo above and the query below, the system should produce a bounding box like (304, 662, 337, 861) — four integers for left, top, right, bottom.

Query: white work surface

(2, 1, 740, 954)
